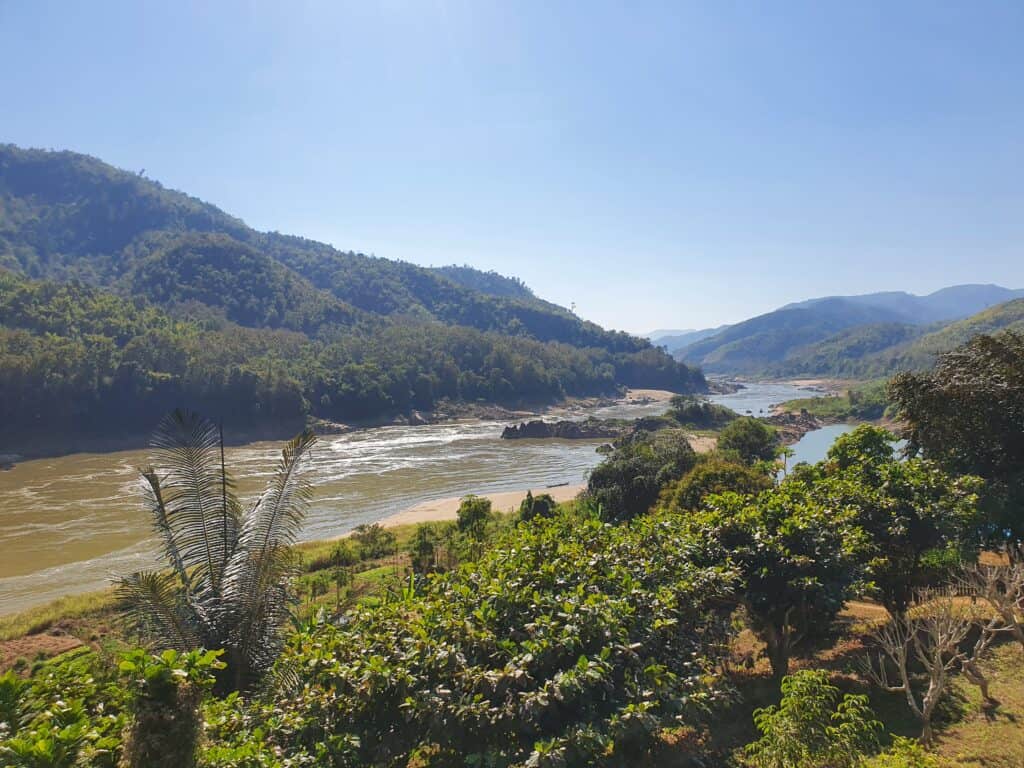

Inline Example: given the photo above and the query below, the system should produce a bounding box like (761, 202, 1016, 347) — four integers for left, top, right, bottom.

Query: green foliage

(667, 394, 738, 428)
(518, 490, 558, 521)
(456, 494, 493, 537)
(585, 429, 698, 521)
(780, 380, 891, 421)
(864, 737, 940, 768)
(349, 523, 397, 560)
(118, 649, 224, 768)
(115, 411, 316, 693)
(717, 417, 778, 465)
(691, 486, 863, 680)
(744, 670, 881, 768)
(787, 425, 982, 615)
(659, 455, 773, 512)
(891, 331, 1024, 548)
(430, 264, 535, 301)
(0, 650, 129, 768)
(0, 144, 706, 447)
(204, 507, 735, 765)
(0, 269, 703, 445)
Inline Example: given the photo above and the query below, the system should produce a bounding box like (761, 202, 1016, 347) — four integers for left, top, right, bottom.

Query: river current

(0, 382, 819, 614)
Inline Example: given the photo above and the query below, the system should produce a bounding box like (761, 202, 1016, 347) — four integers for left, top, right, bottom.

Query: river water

(0, 382, 824, 614)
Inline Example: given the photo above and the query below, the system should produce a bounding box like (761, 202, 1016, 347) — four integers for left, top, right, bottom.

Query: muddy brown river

(0, 397, 674, 614)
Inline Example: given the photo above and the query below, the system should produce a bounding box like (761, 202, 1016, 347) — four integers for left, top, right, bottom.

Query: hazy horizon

(4, 1, 1023, 332)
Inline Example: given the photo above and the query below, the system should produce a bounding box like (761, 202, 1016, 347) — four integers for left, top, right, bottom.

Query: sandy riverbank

(378, 484, 585, 528)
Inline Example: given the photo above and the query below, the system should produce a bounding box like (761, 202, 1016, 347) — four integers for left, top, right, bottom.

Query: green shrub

(744, 669, 881, 768)
(205, 507, 735, 765)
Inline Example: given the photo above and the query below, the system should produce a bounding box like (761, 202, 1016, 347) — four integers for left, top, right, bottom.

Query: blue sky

(4, 1, 1023, 333)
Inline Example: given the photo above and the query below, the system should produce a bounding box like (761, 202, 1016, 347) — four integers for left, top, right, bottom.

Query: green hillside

(766, 299, 1024, 378)
(0, 145, 647, 355)
(679, 298, 908, 374)
(0, 145, 704, 450)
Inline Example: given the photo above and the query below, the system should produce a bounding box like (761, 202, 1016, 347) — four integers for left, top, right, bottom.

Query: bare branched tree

(116, 410, 317, 692)
(862, 591, 985, 742)
(957, 561, 1024, 654)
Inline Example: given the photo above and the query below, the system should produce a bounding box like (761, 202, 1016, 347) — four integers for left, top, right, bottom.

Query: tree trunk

(763, 623, 790, 684)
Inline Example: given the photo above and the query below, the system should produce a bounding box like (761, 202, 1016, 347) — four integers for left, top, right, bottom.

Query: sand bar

(379, 484, 585, 528)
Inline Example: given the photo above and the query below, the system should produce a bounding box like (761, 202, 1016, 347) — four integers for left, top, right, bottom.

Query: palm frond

(241, 429, 317, 561)
(139, 467, 193, 593)
(115, 570, 200, 649)
(149, 409, 241, 593)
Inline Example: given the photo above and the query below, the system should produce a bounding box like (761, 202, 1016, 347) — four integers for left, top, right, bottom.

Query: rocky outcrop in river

(765, 410, 824, 444)
(501, 418, 627, 440)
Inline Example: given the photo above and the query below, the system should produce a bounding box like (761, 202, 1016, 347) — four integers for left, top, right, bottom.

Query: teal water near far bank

(784, 423, 857, 469)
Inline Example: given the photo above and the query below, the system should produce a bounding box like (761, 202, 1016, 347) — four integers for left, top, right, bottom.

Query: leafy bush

(585, 429, 698, 521)
(519, 491, 558, 521)
(667, 395, 738, 428)
(349, 523, 397, 560)
(717, 417, 778, 465)
(659, 455, 773, 512)
(865, 737, 940, 768)
(744, 669, 881, 768)
(206, 507, 735, 765)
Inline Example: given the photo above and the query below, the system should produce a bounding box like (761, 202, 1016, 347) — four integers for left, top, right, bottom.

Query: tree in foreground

(890, 331, 1024, 551)
(691, 486, 861, 681)
(743, 669, 881, 768)
(116, 409, 317, 693)
(796, 425, 982, 617)
(862, 591, 1001, 743)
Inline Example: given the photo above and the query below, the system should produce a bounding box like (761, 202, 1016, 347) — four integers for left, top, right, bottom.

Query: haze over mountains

(671, 285, 1024, 377)
(0, 145, 703, 450)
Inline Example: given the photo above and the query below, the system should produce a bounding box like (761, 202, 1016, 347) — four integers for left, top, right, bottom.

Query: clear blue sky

(4, 1, 1023, 333)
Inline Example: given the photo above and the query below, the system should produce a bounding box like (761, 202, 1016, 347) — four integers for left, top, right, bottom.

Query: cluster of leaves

(787, 425, 983, 615)
(202, 507, 736, 766)
(584, 428, 699, 521)
(891, 330, 1024, 547)
(0, 649, 128, 768)
(743, 670, 939, 768)
(744, 670, 881, 768)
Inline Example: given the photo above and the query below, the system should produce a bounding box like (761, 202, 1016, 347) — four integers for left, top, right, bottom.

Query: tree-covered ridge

(0, 270, 701, 449)
(0, 144, 653, 356)
(120, 232, 360, 334)
(430, 263, 535, 300)
(677, 287, 1024, 377)
(764, 299, 1024, 379)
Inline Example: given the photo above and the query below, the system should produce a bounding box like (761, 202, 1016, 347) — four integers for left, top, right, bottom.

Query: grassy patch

(0, 590, 116, 642)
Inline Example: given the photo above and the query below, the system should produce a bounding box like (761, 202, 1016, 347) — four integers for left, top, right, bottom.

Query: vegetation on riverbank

(3, 332, 1023, 767)
(776, 379, 892, 422)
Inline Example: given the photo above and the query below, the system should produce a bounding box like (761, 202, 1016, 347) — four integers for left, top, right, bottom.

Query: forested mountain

(762, 298, 1024, 378)
(782, 284, 1024, 324)
(678, 286, 1024, 375)
(0, 145, 649, 354)
(0, 145, 703, 450)
(649, 326, 728, 351)
(678, 298, 909, 374)
(430, 264, 535, 301)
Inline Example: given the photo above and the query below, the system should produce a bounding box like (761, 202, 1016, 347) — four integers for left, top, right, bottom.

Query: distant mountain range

(648, 327, 728, 351)
(672, 285, 1024, 377)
